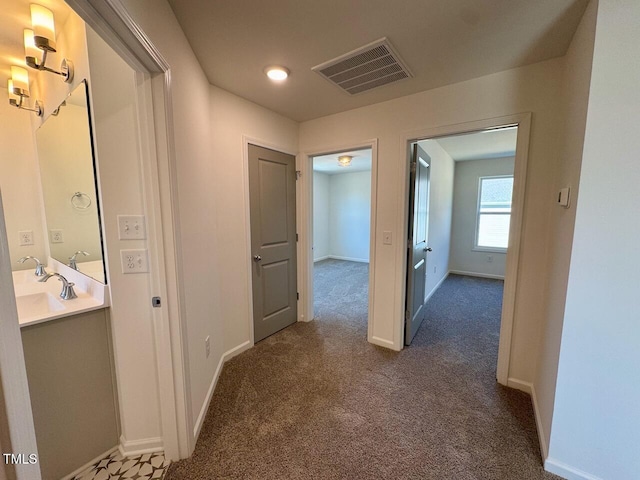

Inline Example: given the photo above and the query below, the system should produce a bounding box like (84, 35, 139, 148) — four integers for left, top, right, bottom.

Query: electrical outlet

(118, 215, 146, 240)
(19, 230, 34, 246)
(205, 336, 210, 358)
(486, 255, 494, 263)
(50, 229, 64, 243)
(120, 249, 149, 273)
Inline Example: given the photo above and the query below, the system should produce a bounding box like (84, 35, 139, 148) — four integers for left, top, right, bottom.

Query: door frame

(398, 113, 531, 385)
(299, 139, 378, 343)
(0, 0, 193, 470)
(242, 137, 299, 346)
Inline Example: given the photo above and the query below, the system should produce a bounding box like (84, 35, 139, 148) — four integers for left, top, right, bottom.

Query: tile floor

(71, 450, 169, 480)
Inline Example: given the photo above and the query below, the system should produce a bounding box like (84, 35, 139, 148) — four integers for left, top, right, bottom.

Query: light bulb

(24, 29, 41, 65)
(265, 66, 289, 81)
(10, 66, 30, 96)
(31, 4, 56, 51)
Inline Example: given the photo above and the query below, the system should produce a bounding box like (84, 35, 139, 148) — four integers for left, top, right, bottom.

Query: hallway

(166, 263, 555, 479)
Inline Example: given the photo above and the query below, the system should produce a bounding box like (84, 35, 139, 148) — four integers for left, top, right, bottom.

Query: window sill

(472, 246, 507, 254)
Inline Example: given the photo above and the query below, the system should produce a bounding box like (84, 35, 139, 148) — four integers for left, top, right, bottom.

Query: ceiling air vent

(312, 38, 413, 95)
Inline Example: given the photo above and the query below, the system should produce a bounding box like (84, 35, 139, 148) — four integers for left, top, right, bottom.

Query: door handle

(424, 247, 433, 252)
(254, 255, 262, 262)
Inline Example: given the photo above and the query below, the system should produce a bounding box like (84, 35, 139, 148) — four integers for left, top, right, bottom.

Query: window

(475, 175, 514, 251)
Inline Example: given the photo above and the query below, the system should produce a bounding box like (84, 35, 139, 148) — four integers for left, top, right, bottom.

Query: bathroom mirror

(36, 80, 106, 284)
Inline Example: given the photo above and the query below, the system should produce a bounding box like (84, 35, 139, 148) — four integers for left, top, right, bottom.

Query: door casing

(299, 140, 379, 344)
(399, 113, 532, 385)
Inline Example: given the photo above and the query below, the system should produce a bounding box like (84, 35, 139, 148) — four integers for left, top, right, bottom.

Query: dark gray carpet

(166, 259, 557, 479)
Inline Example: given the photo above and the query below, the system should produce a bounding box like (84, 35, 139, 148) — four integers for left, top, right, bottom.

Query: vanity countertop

(13, 258, 109, 328)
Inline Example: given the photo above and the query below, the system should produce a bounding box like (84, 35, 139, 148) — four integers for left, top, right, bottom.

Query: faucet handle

(60, 282, 77, 300)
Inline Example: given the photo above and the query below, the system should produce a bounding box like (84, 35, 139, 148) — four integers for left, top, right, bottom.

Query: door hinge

(297, 292, 299, 300)
(295, 170, 302, 180)
(296, 233, 298, 242)
(410, 161, 417, 173)
(405, 310, 410, 321)
(407, 239, 412, 249)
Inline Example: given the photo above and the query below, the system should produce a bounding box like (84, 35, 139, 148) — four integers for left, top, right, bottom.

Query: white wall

(533, 0, 598, 460)
(417, 140, 454, 299)
(209, 86, 299, 355)
(313, 170, 371, 263)
(449, 157, 515, 278)
(546, 1, 640, 478)
(328, 171, 371, 262)
(300, 57, 564, 381)
(313, 172, 330, 260)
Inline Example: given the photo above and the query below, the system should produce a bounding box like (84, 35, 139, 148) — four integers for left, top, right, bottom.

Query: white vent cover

(312, 38, 413, 95)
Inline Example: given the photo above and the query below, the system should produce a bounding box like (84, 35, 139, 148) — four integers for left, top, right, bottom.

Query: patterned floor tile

(71, 450, 169, 480)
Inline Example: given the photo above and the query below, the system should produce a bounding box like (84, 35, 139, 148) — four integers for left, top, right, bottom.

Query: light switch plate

(117, 215, 146, 240)
(383, 231, 392, 245)
(120, 249, 149, 274)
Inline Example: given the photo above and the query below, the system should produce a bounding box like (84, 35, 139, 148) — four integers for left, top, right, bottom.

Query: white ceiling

(432, 127, 518, 161)
(313, 149, 372, 175)
(167, 0, 588, 122)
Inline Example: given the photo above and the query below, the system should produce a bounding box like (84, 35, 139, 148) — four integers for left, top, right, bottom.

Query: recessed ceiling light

(264, 66, 289, 81)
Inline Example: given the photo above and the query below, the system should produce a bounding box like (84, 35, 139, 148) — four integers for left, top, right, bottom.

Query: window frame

(473, 174, 514, 253)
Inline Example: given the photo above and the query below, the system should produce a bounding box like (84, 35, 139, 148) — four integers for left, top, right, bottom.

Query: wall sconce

(24, 5, 74, 83)
(338, 155, 353, 167)
(8, 66, 43, 116)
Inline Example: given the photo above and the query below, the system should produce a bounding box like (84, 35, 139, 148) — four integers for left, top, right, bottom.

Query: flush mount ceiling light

(264, 66, 290, 81)
(7, 66, 43, 116)
(338, 155, 353, 167)
(24, 5, 74, 83)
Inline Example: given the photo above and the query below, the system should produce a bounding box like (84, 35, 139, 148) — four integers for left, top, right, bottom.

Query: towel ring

(71, 192, 91, 210)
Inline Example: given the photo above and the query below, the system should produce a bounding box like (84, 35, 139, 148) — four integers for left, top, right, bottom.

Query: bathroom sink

(16, 292, 65, 320)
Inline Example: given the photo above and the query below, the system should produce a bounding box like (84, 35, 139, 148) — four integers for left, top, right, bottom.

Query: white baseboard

(545, 458, 604, 480)
(425, 271, 449, 304)
(192, 355, 225, 441)
(118, 435, 163, 457)
(506, 377, 532, 394)
(223, 340, 252, 362)
(60, 446, 119, 480)
(369, 335, 397, 350)
(193, 340, 253, 441)
(507, 379, 550, 469)
(449, 269, 505, 280)
(313, 255, 330, 262)
(328, 255, 369, 263)
(530, 382, 549, 461)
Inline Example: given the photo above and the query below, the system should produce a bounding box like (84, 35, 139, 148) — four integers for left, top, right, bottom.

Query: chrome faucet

(39, 273, 77, 300)
(68, 250, 90, 270)
(17, 256, 48, 277)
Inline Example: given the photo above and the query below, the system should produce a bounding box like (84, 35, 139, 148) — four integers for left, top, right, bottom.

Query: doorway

(311, 149, 372, 331)
(402, 115, 530, 385)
